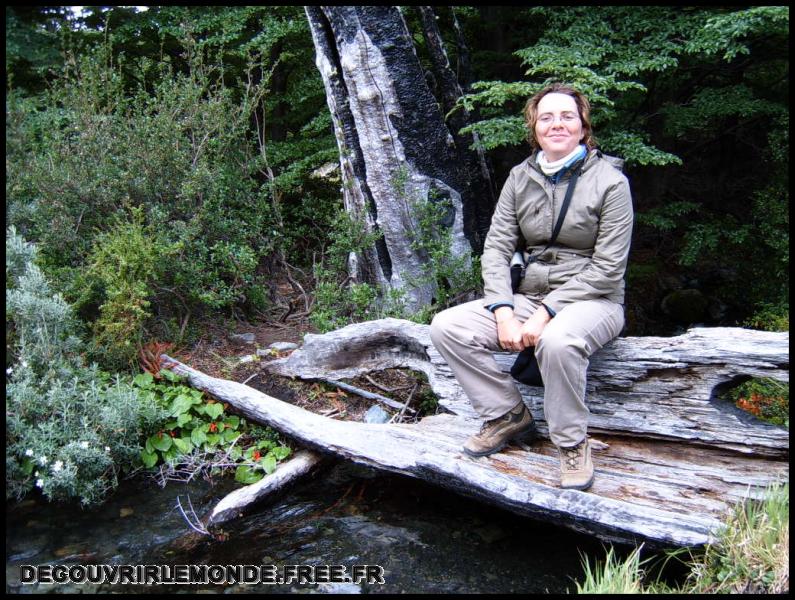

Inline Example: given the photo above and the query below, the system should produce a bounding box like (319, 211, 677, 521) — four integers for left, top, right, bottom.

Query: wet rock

(317, 582, 362, 594)
(269, 342, 299, 352)
(54, 543, 85, 558)
(7, 547, 42, 562)
(472, 524, 509, 544)
(363, 405, 390, 424)
(229, 333, 256, 346)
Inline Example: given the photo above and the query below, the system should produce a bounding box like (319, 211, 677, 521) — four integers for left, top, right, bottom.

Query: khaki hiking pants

(429, 295, 624, 447)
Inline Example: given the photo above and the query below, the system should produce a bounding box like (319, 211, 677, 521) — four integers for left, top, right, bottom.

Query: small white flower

(21, 360, 28, 368)
(80, 441, 89, 449)
(25, 449, 34, 457)
(39, 455, 48, 465)
(53, 460, 63, 472)
(34, 471, 40, 477)
(104, 446, 111, 453)
(36, 479, 44, 488)
(6, 367, 13, 375)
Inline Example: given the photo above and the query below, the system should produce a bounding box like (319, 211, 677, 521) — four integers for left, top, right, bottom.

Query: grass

(575, 482, 789, 594)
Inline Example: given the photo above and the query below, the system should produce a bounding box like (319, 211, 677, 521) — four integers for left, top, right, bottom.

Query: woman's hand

(494, 307, 525, 351)
(519, 308, 552, 347)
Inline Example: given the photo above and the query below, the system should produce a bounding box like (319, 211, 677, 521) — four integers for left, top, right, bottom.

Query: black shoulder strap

(549, 163, 582, 245)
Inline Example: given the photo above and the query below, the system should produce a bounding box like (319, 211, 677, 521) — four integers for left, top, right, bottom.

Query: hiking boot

(557, 438, 594, 490)
(463, 401, 537, 457)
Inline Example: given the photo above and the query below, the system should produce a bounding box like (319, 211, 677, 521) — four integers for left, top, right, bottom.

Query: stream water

(5, 461, 639, 594)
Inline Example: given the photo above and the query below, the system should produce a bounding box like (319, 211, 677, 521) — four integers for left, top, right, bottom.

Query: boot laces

(478, 414, 506, 436)
(563, 444, 582, 471)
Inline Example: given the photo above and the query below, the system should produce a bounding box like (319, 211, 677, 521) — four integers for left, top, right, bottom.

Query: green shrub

(727, 378, 788, 428)
(744, 302, 789, 333)
(6, 40, 280, 356)
(6, 227, 168, 506)
(81, 207, 169, 369)
(133, 369, 292, 484)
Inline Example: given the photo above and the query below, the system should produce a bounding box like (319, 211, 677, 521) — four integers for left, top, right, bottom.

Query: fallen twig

(318, 378, 415, 413)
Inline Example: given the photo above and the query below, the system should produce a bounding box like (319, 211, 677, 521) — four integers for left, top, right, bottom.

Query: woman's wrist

(494, 306, 515, 324)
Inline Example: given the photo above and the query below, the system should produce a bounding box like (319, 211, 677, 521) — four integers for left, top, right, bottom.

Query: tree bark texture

(305, 6, 477, 310)
(162, 322, 788, 547)
(416, 6, 497, 250)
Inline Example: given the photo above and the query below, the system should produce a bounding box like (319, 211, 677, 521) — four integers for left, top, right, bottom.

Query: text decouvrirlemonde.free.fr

(20, 563, 386, 586)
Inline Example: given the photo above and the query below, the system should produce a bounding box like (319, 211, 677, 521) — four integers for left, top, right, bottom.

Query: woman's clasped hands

(495, 307, 551, 352)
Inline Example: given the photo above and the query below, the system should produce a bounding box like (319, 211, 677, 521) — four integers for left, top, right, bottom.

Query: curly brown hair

(523, 83, 597, 151)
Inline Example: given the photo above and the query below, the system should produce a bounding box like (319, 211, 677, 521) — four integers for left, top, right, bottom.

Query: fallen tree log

(206, 450, 326, 528)
(161, 319, 788, 548)
(266, 319, 788, 457)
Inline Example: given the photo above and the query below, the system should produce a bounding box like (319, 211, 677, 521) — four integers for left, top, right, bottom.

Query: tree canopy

(6, 5, 789, 360)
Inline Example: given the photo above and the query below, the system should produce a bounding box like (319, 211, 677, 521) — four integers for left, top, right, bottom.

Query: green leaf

(261, 453, 277, 474)
(271, 446, 292, 461)
(169, 394, 194, 417)
(205, 402, 224, 420)
(173, 437, 192, 454)
(235, 465, 264, 484)
(223, 428, 241, 443)
(190, 427, 207, 446)
(159, 369, 183, 383)
(140, 449, 158, 468)
(177, 412, 192, 427)
(224, 415, 240, 430)
(163, 446, 180, 463)
(206, 433, 220, 446)
(257, 440, 274, 451)
(149, 433, 172, 452)
(133, 372, 154, 388)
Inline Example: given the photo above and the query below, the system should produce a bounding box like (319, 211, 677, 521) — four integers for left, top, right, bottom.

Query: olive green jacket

(481, 149, 634, 314)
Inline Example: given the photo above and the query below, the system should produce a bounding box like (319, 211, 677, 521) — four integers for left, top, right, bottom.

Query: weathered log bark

(305, 6, 474, 310)
(161, 321, 788, 548)
(266, 319, 788, 456)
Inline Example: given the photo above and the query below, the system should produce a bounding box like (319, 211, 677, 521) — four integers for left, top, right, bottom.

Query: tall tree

(305, 6, 485, 311)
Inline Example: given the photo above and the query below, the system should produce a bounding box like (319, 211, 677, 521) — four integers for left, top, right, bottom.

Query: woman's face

(534, 92, 584, 161)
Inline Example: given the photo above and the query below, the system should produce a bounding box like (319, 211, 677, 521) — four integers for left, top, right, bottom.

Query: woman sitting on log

(430, 83, 634, 490)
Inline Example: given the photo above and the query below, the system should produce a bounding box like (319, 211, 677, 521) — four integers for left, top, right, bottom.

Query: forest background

(5, 6, 789, 506)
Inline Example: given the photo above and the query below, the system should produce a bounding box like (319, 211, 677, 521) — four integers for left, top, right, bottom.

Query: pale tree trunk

(305, 6, 483, 311)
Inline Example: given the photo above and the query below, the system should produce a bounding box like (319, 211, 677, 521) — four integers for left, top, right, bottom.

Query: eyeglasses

(537, 113, 580, 125)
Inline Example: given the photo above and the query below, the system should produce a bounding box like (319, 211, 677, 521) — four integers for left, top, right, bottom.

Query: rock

(363, 405, 390, 424)
(238, 355, 258, 364)
(658, 273, 684, 292)
(119, 507, 134, 518)
(269, 342, 299, 352)
(229, 333, 256, 346)
(317, 582, 362, 594)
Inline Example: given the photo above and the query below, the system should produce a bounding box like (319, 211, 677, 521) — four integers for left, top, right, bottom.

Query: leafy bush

(6, 227, 168, 506)
(6, 38, 280, 364)
(133, 369, 292, 484)
(744, 303, 789, 333)
(726, 378, 788, 428)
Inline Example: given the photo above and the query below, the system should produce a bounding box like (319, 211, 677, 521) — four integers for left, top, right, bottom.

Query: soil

(171, 310, 438, 428)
